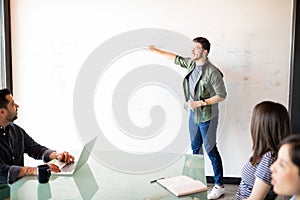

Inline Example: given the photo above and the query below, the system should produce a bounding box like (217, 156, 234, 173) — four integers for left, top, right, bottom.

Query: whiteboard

(11, 0, 293, 176)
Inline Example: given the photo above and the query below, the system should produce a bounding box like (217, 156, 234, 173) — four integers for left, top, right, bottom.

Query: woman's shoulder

(262, 151, 276, 160)
(257, 151, 276, 169)
(290, 195, 296, 200)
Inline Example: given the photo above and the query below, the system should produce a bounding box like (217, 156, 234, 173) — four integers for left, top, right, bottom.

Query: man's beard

(12, 115, 18, 121)
(7, 114, 18, 122)
(192, 51, 204, 61)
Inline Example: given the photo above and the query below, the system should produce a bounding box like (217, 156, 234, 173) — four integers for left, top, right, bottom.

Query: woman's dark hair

(279, 134, 300, 176)
(250, 101, 291, 165)
(193, 37, 210, 54)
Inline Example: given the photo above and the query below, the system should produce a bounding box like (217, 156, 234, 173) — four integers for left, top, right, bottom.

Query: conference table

(1, 153, 208, 200)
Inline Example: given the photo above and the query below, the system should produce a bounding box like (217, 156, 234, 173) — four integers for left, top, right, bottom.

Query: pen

(150, 177, 166, 183)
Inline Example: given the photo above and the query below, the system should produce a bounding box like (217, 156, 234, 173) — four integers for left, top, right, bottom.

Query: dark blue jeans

(189, 112, 224, 186)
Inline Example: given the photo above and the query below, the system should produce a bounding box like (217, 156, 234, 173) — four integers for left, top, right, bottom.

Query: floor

(207, 184, 291, 200)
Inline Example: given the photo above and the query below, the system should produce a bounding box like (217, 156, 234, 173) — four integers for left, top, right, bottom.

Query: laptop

(50, 137, 97, 176)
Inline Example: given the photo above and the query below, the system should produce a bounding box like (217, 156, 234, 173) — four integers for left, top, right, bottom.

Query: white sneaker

(207, 185, 225, 199)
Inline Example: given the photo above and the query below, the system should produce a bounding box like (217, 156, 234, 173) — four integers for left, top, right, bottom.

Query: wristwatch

(202, 100, 207, 106)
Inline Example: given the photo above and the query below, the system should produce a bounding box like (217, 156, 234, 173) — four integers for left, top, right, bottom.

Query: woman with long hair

(236, 101, 291, 200)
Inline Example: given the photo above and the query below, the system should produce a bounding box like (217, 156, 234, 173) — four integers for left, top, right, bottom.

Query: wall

(11, 0, 293, 176)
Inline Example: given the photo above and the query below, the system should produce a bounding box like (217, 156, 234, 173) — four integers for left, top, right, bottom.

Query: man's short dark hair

(193, 37, 211, 54)
(0, 88, 12, 109)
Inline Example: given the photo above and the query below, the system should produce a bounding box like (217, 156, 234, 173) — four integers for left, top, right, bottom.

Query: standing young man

(149, 37, 227, 199)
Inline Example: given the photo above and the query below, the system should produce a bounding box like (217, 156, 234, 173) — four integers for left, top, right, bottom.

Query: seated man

(0, 88, 74, 184)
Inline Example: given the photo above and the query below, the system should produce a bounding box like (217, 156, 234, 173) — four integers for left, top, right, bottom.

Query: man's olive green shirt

(174, 55, 227, 123)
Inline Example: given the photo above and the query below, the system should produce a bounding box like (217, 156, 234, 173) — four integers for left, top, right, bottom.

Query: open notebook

(157, 175, 207, 196)
(50, 137, 97, 176)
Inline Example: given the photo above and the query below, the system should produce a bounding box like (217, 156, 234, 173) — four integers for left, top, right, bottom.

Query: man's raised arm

(148, 45, 177, 61)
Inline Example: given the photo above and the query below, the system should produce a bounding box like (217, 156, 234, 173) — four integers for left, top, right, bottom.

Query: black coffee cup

(37, 164, 51, 184)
